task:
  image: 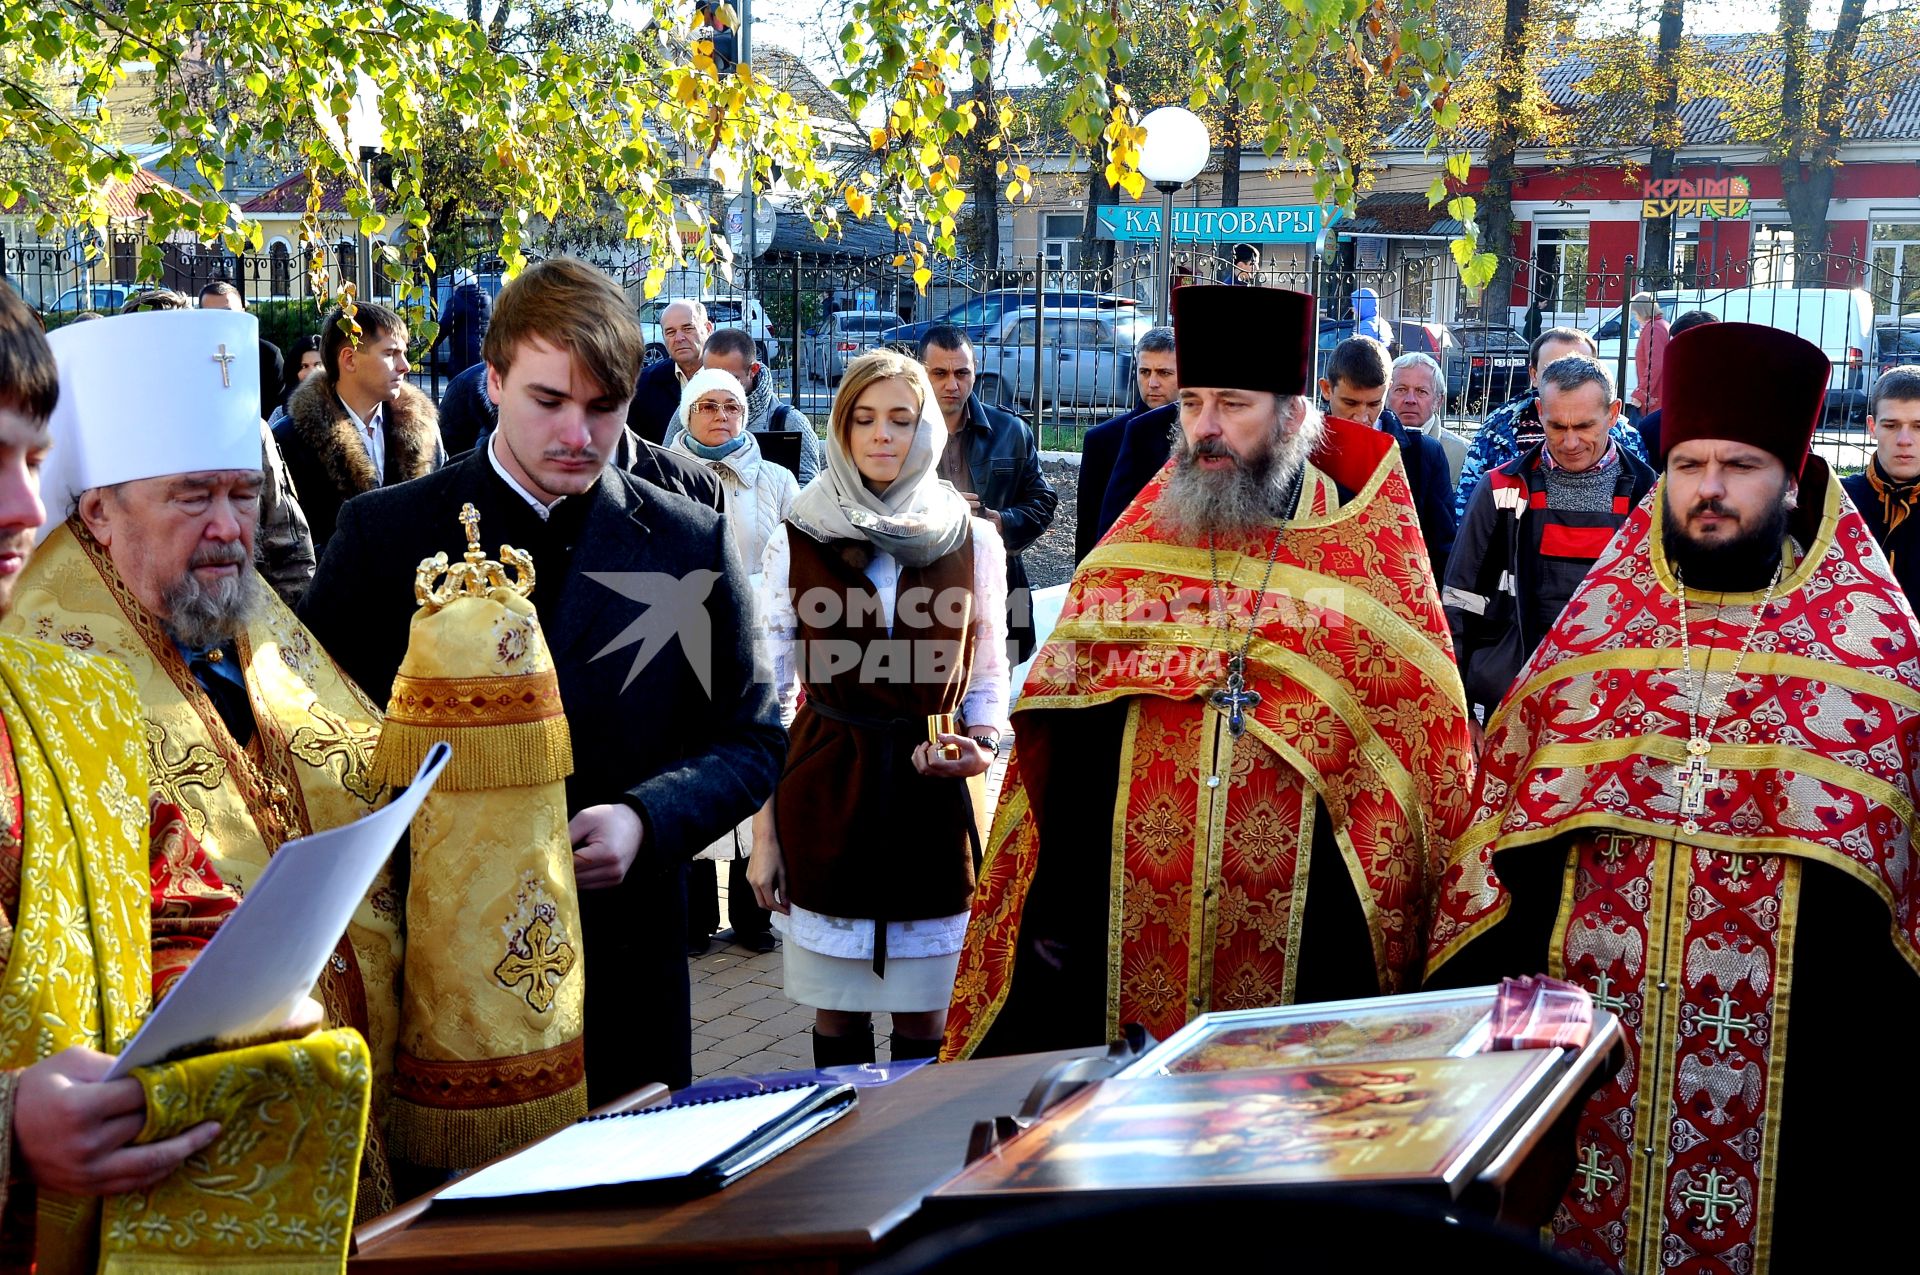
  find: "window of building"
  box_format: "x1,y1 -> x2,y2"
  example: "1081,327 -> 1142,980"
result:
268,241 -> 292,297
1400,254 -> 1443,319
1042,213 -> 1082,270
1669,223 -> 1704,284
1869,220 -> 1920,319
1532,224 -> 1589,322
1750,222 -> 1795,288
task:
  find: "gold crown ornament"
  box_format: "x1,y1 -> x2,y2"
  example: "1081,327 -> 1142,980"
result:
415,503 -> 537,609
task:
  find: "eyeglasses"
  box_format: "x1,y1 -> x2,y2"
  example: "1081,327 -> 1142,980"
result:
692,400 -> 744,419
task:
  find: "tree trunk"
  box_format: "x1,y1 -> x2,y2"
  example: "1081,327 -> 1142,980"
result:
1220,100 -> 1242,209
1776,0 -> 1868,284
961,19 -> 1001,267
1475,0 -> 1530,321
1079,42 -> 1121,273
1639,0 -> 1686,290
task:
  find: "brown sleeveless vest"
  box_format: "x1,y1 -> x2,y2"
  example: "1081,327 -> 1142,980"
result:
776,529 -> 978,922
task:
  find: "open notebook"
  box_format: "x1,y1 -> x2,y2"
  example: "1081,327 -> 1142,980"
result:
438,1081 -> 858,1199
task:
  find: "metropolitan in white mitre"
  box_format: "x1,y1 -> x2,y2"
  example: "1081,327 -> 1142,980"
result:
3,309 -> 404,1216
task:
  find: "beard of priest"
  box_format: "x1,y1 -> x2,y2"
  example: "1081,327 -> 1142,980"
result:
1427,322 -> 1920,1274
944,285 -> 1475,1062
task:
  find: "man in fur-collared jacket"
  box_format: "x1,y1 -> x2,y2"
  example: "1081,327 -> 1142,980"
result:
275,300 -> 445,549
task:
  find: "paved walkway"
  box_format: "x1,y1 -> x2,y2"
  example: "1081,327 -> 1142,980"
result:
687,743 -> 1017,1079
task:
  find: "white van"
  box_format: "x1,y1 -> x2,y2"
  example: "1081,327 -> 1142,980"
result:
1586,286 -> 1874,424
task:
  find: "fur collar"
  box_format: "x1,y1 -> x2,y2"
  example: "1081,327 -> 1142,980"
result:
286,373 -> 440,499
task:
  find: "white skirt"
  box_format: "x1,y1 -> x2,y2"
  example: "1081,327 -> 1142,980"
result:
772,907 -> 968,1012
778,943 -> 964,1012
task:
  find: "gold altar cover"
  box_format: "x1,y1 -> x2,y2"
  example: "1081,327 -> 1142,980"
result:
1,519 -> 402,1214
0,634 -> 369,1275
374,506 -> 585,1170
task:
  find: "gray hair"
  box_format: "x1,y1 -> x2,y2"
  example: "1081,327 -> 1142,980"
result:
1135,326 -> 1175,359
1391,351 -> 1446,405
662,298 -> 709,326
1539,354 -> 1616,402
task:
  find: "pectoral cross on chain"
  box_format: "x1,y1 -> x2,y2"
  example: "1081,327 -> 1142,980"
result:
211,344 -> 236,388
1676,745 -> 1720,817
1209,653 -> 1262,739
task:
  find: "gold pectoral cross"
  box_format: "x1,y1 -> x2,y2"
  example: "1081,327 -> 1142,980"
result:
1676,750 -> 1719,817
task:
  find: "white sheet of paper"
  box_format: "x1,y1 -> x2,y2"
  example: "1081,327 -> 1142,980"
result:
106,742 -> 451,1079
438,1088 -> 817,1199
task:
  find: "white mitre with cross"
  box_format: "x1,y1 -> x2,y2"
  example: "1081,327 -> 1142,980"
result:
40,308 -> 266,542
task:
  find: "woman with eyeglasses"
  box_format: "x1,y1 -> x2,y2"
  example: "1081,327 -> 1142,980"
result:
669,367 -> 800,957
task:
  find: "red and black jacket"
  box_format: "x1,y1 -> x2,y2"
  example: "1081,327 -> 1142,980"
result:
1441,439 -> 1656,715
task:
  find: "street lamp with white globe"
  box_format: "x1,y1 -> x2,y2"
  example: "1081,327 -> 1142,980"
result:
1138,106 -> 1211,324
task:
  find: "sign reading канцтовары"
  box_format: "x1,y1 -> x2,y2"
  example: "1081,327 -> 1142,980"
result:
1095,205 -> 1342,244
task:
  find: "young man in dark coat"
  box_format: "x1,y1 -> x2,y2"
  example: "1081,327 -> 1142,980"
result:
1077,325 -> 1177,562
1842,365 -> 1920,613
1319,336 -> 1458,582
919,325 -> 1059,662
276,300 -> 444,549
302,259 -> 783,1099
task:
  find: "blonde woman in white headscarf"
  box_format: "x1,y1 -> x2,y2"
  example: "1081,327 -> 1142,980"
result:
748,349 -> 1010,1067
670,366 -> 799,955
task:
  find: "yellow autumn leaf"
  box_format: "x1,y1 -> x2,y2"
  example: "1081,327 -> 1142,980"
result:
942,187 -> 966,214
913,266 -> 932,291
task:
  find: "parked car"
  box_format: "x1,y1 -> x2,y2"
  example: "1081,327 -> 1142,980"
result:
1587,286 -> 1875,424
1876,321 -> 1920,377
46,283 -> 136,315
1446,322 -> 1532,411
1396,319 -> 1454,361
637,295 -> 781,366
882,289 -> 1141,348
972,307 -> 1147,413
803,310 -> 899,385
1318,316 -> 1452,362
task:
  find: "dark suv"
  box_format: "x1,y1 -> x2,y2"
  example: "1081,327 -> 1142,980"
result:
1445,323 -> 1531,412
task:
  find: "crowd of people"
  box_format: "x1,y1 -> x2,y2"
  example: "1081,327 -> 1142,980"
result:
1,259 -> 1918,1275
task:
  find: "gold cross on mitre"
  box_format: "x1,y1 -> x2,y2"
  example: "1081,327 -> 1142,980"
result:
211,344 -> 236,388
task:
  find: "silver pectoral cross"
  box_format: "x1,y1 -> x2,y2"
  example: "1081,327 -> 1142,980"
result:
1209,654 -> 1261,738
1676,751 -> 1720,817
211,343 -> 236,388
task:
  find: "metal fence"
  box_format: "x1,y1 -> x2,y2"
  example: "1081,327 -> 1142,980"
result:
6,232 -> 1916,468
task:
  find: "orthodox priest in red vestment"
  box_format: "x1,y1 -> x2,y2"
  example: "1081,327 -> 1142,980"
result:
1428,324 -> 1920,1274
944,286 -> 1476,1061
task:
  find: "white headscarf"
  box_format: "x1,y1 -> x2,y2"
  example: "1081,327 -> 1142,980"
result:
788,368 -> 970,567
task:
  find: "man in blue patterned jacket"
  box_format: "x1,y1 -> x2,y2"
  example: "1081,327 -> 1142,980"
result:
1452,326 -> 1648,518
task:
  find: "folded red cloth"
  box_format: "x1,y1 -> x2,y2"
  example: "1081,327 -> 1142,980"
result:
1490,975 -> 1593,1050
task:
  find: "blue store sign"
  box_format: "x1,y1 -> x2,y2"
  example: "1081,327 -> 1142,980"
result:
1094,204 -> 1341,244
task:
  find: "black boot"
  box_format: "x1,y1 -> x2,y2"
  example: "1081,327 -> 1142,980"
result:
888,1033 -> 942,1063
812,1024 -> 876,1068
